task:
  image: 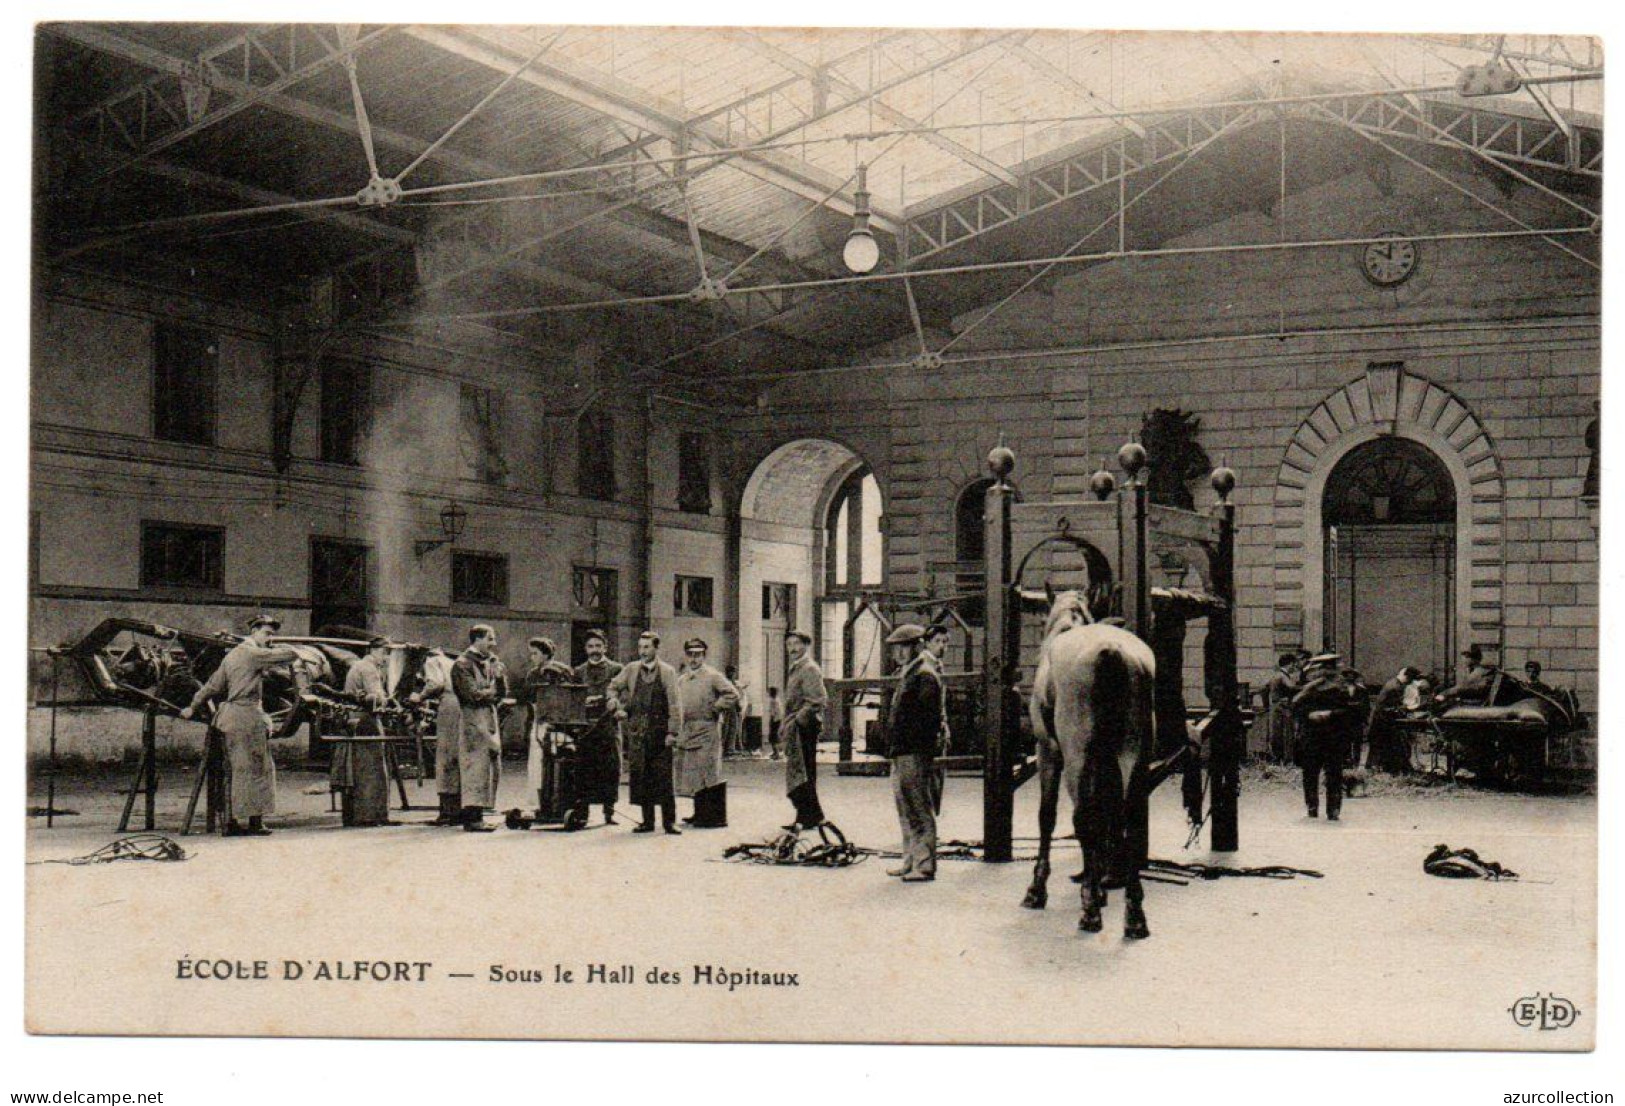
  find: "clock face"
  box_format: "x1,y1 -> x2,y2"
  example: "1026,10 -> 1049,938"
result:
1362,235 -> 1418,287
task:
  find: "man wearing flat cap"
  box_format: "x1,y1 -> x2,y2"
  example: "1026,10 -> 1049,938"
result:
571,629 -> 624,827
1439,644 -> 1496,708
333,635 -> 396,827
181,613 -> 302,837
1290,652 -> 1364,821
674,638 -> 740,827
780,628 -> 829,830
886,622 -> 950,881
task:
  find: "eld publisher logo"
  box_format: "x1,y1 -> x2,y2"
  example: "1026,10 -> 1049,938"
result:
1509,993 -> 1581,1031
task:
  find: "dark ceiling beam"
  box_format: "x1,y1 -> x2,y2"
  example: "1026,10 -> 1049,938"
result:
46,23 -> 826,293
48,23 -> 397,191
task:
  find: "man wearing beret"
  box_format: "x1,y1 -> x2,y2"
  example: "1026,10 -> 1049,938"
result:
1290,652 -> 1364,821
886,622 -> 950,881
780,628 -> 829,830
608,631 -> 684,835
570,628 -> 624,827
674,638 -> 740,827
523,636 -> 577,826
181,613 -> 302,837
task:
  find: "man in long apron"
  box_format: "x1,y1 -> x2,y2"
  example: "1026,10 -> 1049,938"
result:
571,629 -> 623,827
780,629 -> 829,831
885,623 -> 949,882
608,631 -> 683,835
452,624 -> 507,833
410,650 -> 461,826
180,613 -> 301,837
334,636 -> 395,827
674,638 -> 739,828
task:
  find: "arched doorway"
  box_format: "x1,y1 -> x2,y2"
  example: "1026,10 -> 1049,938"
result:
1275,364 -> 1503,680
1323,438 -> 1457,681
738,440 -> 884,722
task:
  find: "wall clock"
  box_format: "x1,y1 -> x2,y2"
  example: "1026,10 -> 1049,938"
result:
1361,234 -> 1419,287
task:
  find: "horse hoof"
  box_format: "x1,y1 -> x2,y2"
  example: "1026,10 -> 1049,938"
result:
1079,911 -> 1103,933
1124,922 -> 1151,940
1021,890 -> 1047,910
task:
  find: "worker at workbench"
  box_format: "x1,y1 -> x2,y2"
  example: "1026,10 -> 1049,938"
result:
180,613 -> 301,837
333,635 -> 396,827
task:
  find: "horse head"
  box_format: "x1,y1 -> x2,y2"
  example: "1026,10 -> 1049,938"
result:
1041,588 -> 1094,641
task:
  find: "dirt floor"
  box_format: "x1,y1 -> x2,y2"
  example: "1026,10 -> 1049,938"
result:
24,752 -> 1596,1048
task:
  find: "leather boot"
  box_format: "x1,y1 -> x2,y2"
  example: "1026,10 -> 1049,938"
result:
461,806 -> 495,833
432,794 -> 460,826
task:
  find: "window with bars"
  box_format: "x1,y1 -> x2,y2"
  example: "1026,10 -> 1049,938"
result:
572,565 -> 618,620
152,322 -> 218,446
762,582 -> 796,623
673,574 -> 714,618
458,383 -> 508,485
452,552 -> 509,607
578,408 -> 616,501
678,431 -> 712,514
140,521 -> 225,592
320,358 -> 371,466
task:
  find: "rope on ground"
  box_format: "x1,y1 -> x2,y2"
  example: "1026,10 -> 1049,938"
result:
30,834 -> 190,866
720,822 -> 871,868
1423,843 -> 1518,881
1145,859 -> 1323,881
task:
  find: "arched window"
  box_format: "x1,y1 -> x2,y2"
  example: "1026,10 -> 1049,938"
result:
955,477 -> 995,565
1324,438 -> 1455,526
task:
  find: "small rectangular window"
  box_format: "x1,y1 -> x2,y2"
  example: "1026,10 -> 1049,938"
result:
452,552 -> 509,607
320,358 -> 371,466
152,323 -> 218,445
674,574 -> 714,618
458,383 -> 508,484
140,521 -> 225,592
678,431 -> 712,514
578,409 -> 616,501
572,565 -> 618,619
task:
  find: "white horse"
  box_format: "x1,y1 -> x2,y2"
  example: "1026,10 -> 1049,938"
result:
1021,588 -> 1158,938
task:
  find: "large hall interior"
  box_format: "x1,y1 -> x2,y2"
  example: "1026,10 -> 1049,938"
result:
24,26 -> 1602,1048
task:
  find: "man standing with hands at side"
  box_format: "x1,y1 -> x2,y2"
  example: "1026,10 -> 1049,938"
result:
180,613 -> 301,837
674,638 -> 739,828
780,628 -> 828,832
453,624 -> 507,833
885,622 -> 950,882
608,631 -> 684,835
334,635 -> 395,827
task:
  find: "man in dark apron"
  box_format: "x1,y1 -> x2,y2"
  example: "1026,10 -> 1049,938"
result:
571,629 -> 624,827
608,631 -> 683,835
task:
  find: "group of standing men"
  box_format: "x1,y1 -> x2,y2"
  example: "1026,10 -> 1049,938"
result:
174,609 -> 952,875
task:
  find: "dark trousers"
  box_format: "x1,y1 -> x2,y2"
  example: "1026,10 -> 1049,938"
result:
789,723 -> 824,825
640,798 -> 676,829
1301,730 -> 1344,817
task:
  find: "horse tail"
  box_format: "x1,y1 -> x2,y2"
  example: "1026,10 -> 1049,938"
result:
1083,644 -> 1137,862
1088,644 -> 1130,760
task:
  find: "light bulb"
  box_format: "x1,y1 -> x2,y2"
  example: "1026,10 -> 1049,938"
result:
843,229 -> 879,274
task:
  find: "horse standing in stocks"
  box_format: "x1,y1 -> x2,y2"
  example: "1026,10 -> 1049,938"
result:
1021,588 -> 1157,939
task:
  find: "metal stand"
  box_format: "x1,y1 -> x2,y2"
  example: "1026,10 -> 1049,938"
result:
181,728 -> 228,836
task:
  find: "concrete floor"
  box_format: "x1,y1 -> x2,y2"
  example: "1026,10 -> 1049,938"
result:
24,753 -> 1596,1048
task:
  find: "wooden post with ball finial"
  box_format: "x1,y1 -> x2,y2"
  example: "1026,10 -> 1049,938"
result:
981,442 -> 1018,862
